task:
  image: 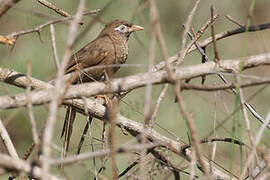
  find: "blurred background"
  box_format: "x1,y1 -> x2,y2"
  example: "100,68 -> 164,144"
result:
0,0 -> 270,179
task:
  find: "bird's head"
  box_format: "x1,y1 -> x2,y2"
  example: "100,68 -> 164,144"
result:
100,19 -> 144,40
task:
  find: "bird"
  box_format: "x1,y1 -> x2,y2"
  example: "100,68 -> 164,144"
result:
61,19 -> 144,157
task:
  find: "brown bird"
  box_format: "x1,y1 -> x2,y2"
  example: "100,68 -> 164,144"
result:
61,19 -> 144,157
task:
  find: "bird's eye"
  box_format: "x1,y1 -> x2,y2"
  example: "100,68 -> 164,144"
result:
115,24 -> 127,32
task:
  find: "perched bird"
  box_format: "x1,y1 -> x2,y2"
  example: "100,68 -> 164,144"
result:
61,19 -> 144,157
65,19 -> 144,83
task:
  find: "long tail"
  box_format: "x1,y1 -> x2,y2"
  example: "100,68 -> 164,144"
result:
61,106 -> 76,159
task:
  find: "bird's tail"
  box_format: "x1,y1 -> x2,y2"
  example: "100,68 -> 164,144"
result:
61,106 -> 76,160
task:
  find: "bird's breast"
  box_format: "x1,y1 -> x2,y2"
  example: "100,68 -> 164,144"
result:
115,43 -> 129,64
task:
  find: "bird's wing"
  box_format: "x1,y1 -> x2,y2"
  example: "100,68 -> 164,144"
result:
65,37 -> 111,74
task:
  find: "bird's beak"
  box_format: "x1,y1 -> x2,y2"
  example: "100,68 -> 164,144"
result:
129,25 -> 144,32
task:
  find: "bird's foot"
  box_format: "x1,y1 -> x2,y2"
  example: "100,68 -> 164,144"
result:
95,95 -> 111,106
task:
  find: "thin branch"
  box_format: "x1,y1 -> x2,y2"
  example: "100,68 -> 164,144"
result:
240,111 -> 270,179
1,53 -> 269,110
0,0 -> 21,18
187,30 -> 269,129
41,0 -> 85,178
0,118 -> 19,159
149,85 -> 168,128
0,153 -> 62,180
0,35 -> 15,45
0,70 -> 237,180
50,24 -> 60,71
180,78 -> 270,91
0,9 -> 100,44
174,84 -> 211,176
108,100 -> 119,180
225,15 -> 244,27
153,21 -> 270,72
26,61 -> 39,145
37,0 -> 71,18
176,0 -> 201,65
50,142 -> 159,165
188,22 -> 270,53
210,5 -> 220,62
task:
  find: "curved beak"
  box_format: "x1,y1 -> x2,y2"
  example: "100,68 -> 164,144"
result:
129,24 -> 144,32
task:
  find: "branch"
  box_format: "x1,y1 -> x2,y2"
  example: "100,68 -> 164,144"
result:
0,53 -> 269,109
0,118 -> 19,159
0,9 -> 100,45
0,0 -> 20,18
180,78 -> 270,91
0,153 -> 62,180
154,21 -> 270,71
0,71 -> 236,180
37,0 -> 71,18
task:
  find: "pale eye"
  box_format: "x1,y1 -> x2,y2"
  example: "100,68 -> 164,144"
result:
115,25 -> 127,32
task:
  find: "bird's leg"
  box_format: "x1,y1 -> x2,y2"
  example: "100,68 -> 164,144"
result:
95,94 -> 111,105
95,71 -> 112,106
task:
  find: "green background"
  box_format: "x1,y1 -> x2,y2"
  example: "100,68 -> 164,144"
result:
0,0 -> 270,179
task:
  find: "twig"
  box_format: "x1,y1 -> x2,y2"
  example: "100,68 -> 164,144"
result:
149,85 -> 168,128
180,78 -> 270,91
204,85 -> 268,138
0,0 -> 21,18
150,15 -> 218,128
0,67 -> 238,179
50,24 -> 60,70
41,0 -> 85,178
240,111 -> 270,179
153,21 -> 270,72
174,85 -> 211,176
0,118 -> 19,159
181,138 -> 245,152
176,0 -> 201,65
0,117 -> 19,178
50,142 -> 159,165
37,0 -> 71,18
1,9 -> 100,45
26,61 -> 39,145
118,157 -> 141,178
1,53 -> 270,109
0,153 -> 62,180
77,115 -> 93,154
140,0 -> 158,178
149,148 -> 184,179
72,0 -> 113,48
0,35 -> 15,45
108,99 -> 119,180
225,15 -> 244,27
210,5 -> 220,62
238,76 -> 254,146
188,22 -> 270,53
187,30 -> 269,130
144,0 -> 156,124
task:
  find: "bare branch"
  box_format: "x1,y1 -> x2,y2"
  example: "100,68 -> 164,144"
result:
26,61 -> 39,145
41,0 -> 85,177
1,53 -> 269,109
240,111 -> 270,179
0,9 -> 100,45
50,24 -> 60,70
0,153 -> 62,180
210,5 -> 220,62
225,15 -> 244,27
154,21 -> 270,72
0,0 -> 21,18
37,0 -> 71,17
0,70 -> 237,180
180,78 -> 270,91
0,118 -> 19,159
